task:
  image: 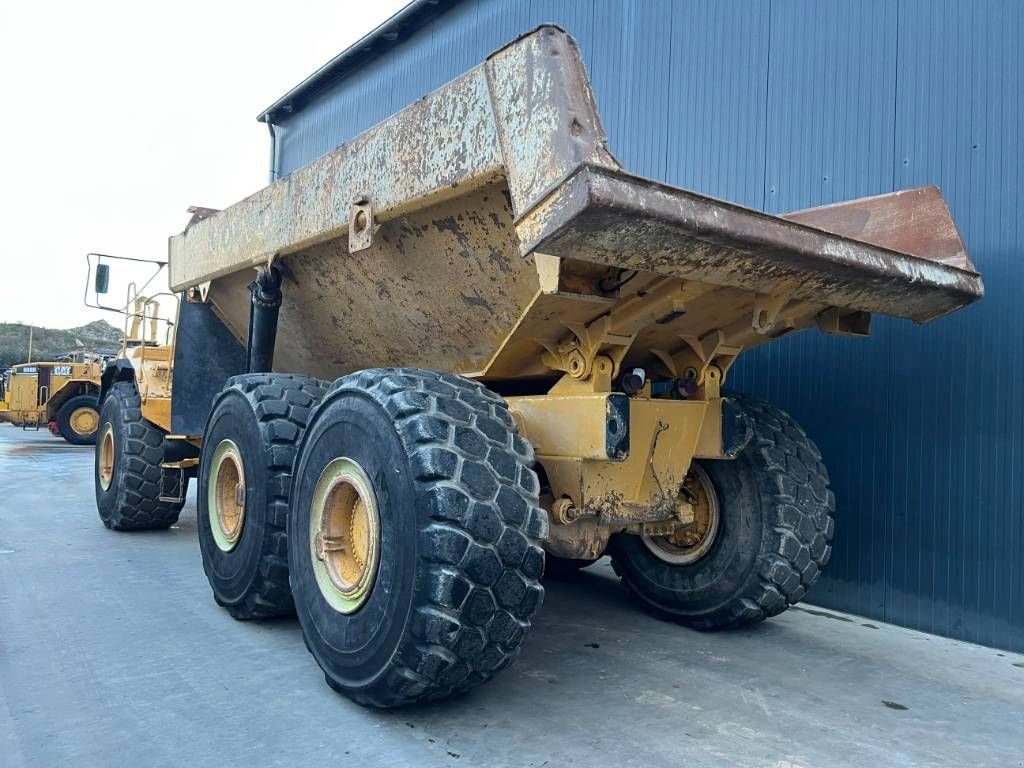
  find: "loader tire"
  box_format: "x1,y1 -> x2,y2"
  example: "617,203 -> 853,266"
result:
95,382 -> 183,531
288,368 -> 548,708
197,374 -> 328,620
610,394 -> 834,630
56,393 -> 100,445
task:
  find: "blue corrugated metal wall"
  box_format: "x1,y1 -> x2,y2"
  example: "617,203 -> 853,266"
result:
272,0 -> 1024,651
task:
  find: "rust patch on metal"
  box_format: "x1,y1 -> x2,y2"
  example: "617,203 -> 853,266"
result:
176,25 -> 982,382
159,26 -> 987,565
517,164 -> 983,324
782,186 -> 973,272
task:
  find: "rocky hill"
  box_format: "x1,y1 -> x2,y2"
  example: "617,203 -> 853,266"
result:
0,319 -> 122,368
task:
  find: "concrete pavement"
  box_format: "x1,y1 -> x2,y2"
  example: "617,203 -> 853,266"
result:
1,426 -> 1022,767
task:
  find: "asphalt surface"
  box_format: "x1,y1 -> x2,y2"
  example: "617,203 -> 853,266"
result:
1,426 -> 1022,768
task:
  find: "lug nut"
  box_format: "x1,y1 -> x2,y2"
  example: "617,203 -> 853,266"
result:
552,497 -> 578,525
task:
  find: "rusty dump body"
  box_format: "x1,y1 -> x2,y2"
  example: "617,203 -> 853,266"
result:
166,26 -> 981,559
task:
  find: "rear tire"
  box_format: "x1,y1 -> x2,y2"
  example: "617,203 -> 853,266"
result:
288,368 -> 548,708
56,393 -> 100,445
610,394 -> 834,629
94,382 -> 183,531
197,374 -> 327,620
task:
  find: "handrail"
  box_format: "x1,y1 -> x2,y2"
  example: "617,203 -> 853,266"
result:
115,282 -> 181,401
122,281 -> 138,358
141,293 -> 181,396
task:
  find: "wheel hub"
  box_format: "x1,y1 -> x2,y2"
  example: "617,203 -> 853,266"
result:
98,423 -> 115,491
310,457 -> 381,614
71,406 -> 99,436
208,439 -> 246,552
642,463 -> 720,565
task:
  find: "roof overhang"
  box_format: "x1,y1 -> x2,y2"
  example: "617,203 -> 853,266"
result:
257,0 -> 460,124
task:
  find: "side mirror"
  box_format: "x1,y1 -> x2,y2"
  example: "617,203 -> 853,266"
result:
95,264 -> 110,294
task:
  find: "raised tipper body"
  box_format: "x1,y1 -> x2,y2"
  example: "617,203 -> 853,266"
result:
95,26 -> 981,708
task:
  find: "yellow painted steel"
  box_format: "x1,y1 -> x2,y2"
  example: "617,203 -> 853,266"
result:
117,294 -> 178,434
509,394 -> 622,461
309,457 -> 382,614
208,439 -> 246,552
70,406 -> 99,436
137,369 -> 172,433
512,396 -> 708,519
0,358 -> 102,431
641,463 -> 721,565
98,424 -> 115,491
148,27 -> 983,562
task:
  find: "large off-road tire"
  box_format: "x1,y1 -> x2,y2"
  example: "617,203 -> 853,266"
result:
610,395 -> 834,629
95,382 -> 185,531
288,368 -> 548,708
56,393 -> 100,445
197,374 -> 327,620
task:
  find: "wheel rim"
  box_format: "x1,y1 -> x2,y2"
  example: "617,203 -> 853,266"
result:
208,440 -> 246,552
309,457 -> 381,614
98,423 -> 115,491
70,406 -> 99,436
642,463 -> 721,565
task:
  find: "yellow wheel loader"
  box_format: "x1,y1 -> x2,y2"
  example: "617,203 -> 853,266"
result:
91,27 -> 982,708
90,287 -> 198,530
0,353 -> 103,445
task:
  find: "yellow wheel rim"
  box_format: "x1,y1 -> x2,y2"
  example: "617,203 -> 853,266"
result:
98,423 -> 115,491
642,463 -> 721,565
70,406 -> 99,436
208,440 -> 246,552
309,457 -> 381,614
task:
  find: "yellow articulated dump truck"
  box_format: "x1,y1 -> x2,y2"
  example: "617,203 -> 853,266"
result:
91,27 -> 982,707
0,354 -> 103,444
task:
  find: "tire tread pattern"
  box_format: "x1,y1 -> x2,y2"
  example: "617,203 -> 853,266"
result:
101,382 -> 182,530
56,393 -> 100,446
322,368 -> 548,707
213,373 -> 328,620
612,393 -> 835,629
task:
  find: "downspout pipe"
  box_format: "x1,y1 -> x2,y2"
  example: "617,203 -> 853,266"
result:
267,120 -> 279,183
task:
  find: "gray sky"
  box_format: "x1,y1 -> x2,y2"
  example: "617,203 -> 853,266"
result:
0,0 -> 408,329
